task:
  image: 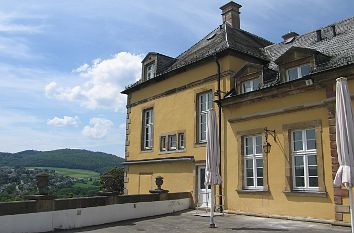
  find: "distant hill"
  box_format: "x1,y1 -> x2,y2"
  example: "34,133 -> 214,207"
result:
0,149 -> 124,173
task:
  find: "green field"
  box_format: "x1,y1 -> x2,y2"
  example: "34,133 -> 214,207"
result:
26,167 -> 100,178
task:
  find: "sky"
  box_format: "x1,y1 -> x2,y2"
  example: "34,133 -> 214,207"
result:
0,0 -> 353,157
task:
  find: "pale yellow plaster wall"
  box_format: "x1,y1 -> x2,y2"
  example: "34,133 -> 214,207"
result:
126,162 -> 195,195
223,88 -> 334,220
125,56 -> 244,199
127,56 -> 247,163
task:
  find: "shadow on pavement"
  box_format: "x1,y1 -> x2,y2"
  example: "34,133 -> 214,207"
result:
53,209 -> 190,232
230,227 -> 289,232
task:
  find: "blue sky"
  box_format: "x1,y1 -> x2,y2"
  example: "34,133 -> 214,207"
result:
0,0 -> 353,157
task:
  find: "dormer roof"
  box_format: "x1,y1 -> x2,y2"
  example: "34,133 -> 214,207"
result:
274,46 -> 328,64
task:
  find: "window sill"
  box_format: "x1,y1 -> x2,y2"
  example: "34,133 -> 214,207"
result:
283,190 -> 327,197
236,189 -> 269,194
159,150 -> 186,155
194,142 -> 206,148
140,149 -> 153,153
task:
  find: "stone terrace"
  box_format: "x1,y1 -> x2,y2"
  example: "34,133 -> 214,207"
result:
56,210 -> 350,233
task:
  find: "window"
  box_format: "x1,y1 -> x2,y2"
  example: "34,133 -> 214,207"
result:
291,128 -> 318,191
197,91 -> 213,143
142,108 -> 153,150
243,135 -> 263,189
168,134 -> 177,151
160,136 -> 167,151
286,64 -> 311,81
145,62 -> 155,80
178,133 -> 185,150
241,77 -> 261,93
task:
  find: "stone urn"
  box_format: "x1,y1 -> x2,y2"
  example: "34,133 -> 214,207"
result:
36,172 -> 49,195
101,174 -> 115,192
149,176 -> 168,194
155,176 -> 164,190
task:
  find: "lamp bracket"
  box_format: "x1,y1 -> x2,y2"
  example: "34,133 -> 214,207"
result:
264,127 -> 276,142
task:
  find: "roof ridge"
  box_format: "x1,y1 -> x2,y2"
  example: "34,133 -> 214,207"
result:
174,26 -> 223,60
156,53 -> 175,60
237,27 -> 273,45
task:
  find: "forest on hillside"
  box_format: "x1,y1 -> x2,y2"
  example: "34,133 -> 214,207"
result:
0,149 -> 124,173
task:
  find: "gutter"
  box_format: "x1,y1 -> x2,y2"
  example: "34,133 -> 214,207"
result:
214,55 -> 223,213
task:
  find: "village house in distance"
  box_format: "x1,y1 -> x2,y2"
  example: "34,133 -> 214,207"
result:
122,1 -> 354,224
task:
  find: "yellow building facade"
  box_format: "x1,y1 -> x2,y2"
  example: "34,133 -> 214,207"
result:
122,1 -> 354,224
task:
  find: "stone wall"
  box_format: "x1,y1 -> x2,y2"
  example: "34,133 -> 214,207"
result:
0,192 -> 191,216
0,192 -> 192,233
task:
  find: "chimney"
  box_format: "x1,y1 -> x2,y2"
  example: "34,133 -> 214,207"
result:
282,31 -> 299,43
220,1 -> 242,29
316,30 -> 322,42
331,25 -> 336,37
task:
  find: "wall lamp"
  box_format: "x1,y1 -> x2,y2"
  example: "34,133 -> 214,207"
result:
263,127 -> 276,154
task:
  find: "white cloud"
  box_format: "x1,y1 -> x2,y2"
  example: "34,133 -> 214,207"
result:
82,117 -> 113,139
47,116 -> 80,127
45,52 -> 142,112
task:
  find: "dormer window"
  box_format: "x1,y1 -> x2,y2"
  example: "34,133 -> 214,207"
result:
145,62 -> 155,80
286,64 -> 311,81
241,77 -> 261,93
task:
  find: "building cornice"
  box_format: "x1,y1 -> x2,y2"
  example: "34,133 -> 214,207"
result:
122,156 -> 195,165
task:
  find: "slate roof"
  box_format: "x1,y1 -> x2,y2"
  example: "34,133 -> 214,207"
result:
122,24 -> 272,93
123,16 -> 354,94
263,16 -> 354,72
155,54 -> 176,75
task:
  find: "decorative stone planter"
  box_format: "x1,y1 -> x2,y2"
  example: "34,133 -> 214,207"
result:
150,176 -> 169,194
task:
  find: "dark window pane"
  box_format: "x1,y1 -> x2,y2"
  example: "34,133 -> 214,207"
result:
295,177 -> 305,187
295,166 -> 304,176
256,136 -> 262,146
294,141 -> 303,151
306,129 -> 315,140
246,146 -> 253,155
287,67 -> 298,81
253,78 -> 261,90
246,168 -> 253,177
247,178 -> 254,186
308,166 -> 318,176
293,131 -> 302,141
200,168 -> 205,189
294,156 -> 304,166
255,136 -> 262,154
308,155 -> 317,165
242,81 -> 252,93
307,139 -> 316,150
309,177 -> 318,187
256,159 -> 263,167
256,145 -> 262,154
301,64 -> 311,77
246,159 -> 253,169
257,168 -> 263,177
257,178 -> 263,187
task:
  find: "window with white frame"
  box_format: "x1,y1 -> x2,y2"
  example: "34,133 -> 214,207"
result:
241,77 -> 261,93
197,91 -> 213,143
168,134 -> 177,151
142,108 -> 153,150
243,135 -> 263,189
160,136 -> 167,151
286,64 -> 311,81
178,133 -> 185,150
291,128 -> 318,191
145,62 -> 155,80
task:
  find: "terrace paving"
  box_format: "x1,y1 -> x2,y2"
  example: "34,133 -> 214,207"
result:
56,210 -> 350,233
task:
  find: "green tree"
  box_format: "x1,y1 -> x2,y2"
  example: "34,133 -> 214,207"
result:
100,167 -> 124,194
